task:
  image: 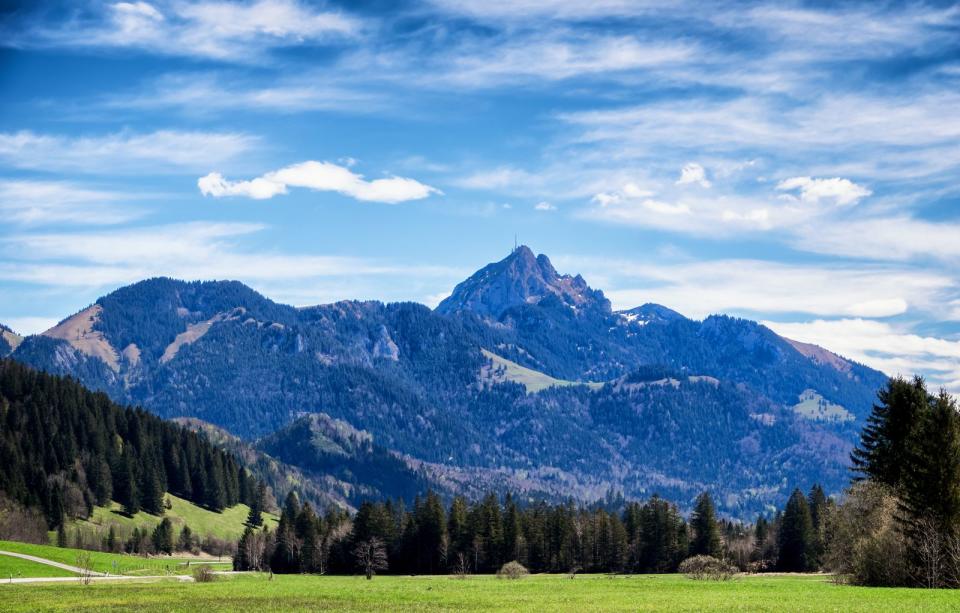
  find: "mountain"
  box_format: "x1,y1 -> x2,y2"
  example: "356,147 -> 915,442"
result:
0,358 -> 261,529
0,323 -> 22,357
437,245 -> 610,319
8,247 -> 889,518
257,412 -> 439,505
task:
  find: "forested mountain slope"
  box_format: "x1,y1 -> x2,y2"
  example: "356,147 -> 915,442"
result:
9,247 -> 889,518
0,359 -> 261,529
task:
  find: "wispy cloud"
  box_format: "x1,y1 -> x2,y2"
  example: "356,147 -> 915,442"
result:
11,0 -> 360,62
0,180 -> 145,226
566,257 -> 956,321
1,222 -> 464,306
0,130 -> 255,174
198,161 -> 441,204
101,72 -> 382,115
765,318 -> 960,395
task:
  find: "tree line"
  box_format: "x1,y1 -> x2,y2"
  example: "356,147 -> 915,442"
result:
234,376 -> 960,587
233,484 -> 830,577
0,359 -> 263,531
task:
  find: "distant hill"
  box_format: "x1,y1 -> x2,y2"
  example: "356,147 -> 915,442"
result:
0,359 -> 263,530
9,248 -> 889,518
0,323 -> 22,357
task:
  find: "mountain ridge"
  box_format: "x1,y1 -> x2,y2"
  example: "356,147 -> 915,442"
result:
8,248 -> 889,518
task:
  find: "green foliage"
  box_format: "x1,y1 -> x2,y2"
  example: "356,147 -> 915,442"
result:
848,377 -> 960,586
0,359 -> 262,530
152,518 -> 174,555
777,489 -> 815,572
690,493 -> 722,558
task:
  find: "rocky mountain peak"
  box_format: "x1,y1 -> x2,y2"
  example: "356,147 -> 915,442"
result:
435,245 -> 610,319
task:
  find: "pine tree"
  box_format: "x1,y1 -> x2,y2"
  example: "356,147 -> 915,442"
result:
690,492 -> 722,558
152,517 -> 174,554
115,449 -> 140,516
178,525 -> 194,552
246,482 -> 265,528
851,377 -> 928,488
141,464 -> 165,516
776,489 -> 814,571
807,485 -> 828,567
56,523 -> 67,548
106,525 -> 117,553
900,390 -> 960,539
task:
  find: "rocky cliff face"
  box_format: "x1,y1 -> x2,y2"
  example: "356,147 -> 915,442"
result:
436,246 -> 610,319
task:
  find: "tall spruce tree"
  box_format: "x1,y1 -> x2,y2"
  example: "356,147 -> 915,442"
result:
807,485 -> 828,567
777,489 -> 814,571
152,517 -> 174,554
690,492 -> 722,558
246,482 -> 265,528
899,390 -> 960,539
851,377 -> 928,488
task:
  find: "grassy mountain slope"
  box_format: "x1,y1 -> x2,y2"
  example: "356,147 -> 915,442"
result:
62,494 -> 277,547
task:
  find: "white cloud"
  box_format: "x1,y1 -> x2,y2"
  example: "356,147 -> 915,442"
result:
792,216 -> 960,262
560,92 -> 960,182
676,163 -> 711,188
199,161 -> 440,204
441,34 -> 695,86
534,201 -> 556,212
1,222 -> 460,288
0,180 -> 145,226
22,0 -> 359,62
198,173 -> 288,200
776,176 -> 871,207
0,130 -> 254,174
556,256 -> 955,321
455,166 -> 539,190
103,73 -> 381,114
0,317 -> 59,337
764,318 -> 960,394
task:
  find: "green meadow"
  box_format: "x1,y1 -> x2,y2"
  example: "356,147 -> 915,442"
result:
0,540 -> 230,577
1,573 -> 958,612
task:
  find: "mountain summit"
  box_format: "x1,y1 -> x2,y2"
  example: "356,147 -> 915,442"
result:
436,246 -> 610,319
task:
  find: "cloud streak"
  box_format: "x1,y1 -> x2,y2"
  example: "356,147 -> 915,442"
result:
14,0 -> 360,62
199,161 -> 441,204
0,130 -> 255,174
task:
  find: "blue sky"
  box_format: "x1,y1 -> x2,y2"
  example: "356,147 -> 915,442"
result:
1,0 -> 959,393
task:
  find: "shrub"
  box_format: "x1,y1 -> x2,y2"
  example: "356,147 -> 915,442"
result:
496,561 -> 529,579
192,565 -> 218,583
678,555 -> 736,581
822,481 -> 910,587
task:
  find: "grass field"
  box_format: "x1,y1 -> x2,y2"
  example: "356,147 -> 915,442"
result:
59,494 -> 278,546
1,572 -> 958,611
0,554 -> 75,579
482,349 -> 602,393
0,540 -> 231,576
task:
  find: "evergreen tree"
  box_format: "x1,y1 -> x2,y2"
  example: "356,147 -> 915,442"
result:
105,524 -> 117,553
777,489 -> 814,571
56,523 -> 67,548
851,377 -> 928,488
141,464 -> 165,515
246,482 -> 265,528
807,485 -> 828,567
689,492 -> 722,558
178,525 -> 194,552
152,517 -> 174,554
899,390 -> 960,539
